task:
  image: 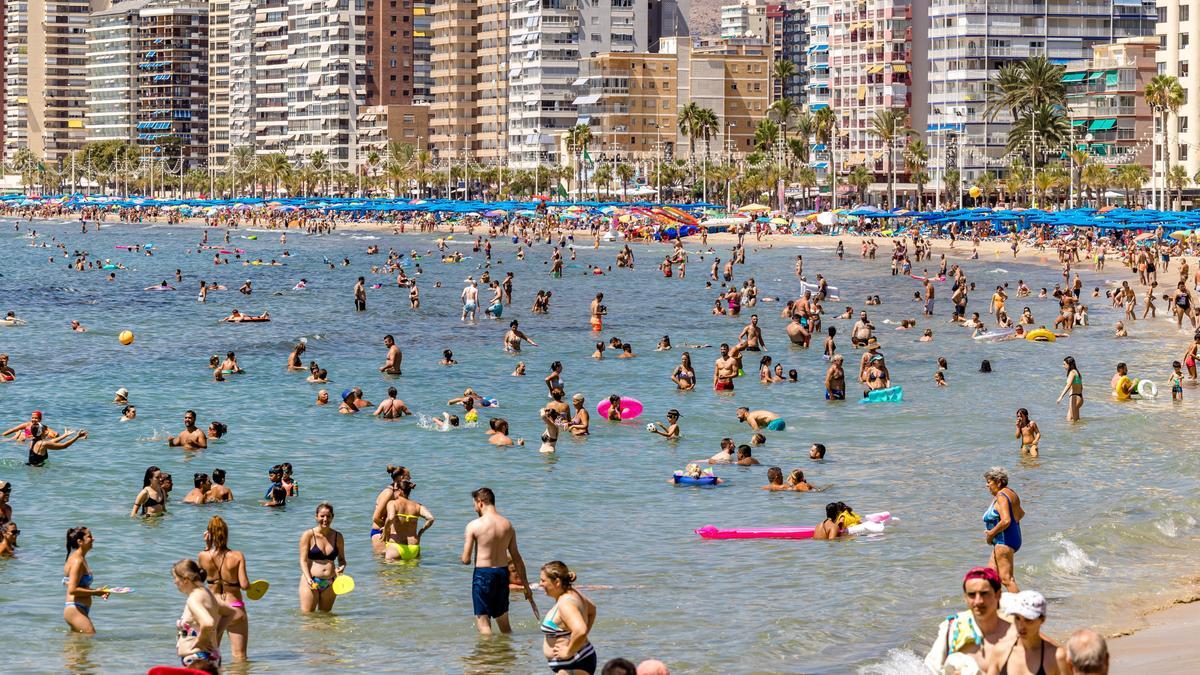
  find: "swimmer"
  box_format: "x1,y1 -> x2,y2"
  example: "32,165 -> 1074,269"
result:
63,527 -> 111,633
69,320 -> 87,332
512,362 -> 526,377
787,469 -> 814,491
656,335 -> 672,351
168,411 -> 208,450
184,473 -> 213,504
648,409 -> 681,439
538,408 -> 560,453
373,387 -> 412,418
380,334 -> 403,375
218,352 -> 243,374
380,480 -> 435,561
567,394 -> 590,436
487,418 -> 524,446
736,407 -> 785,431
131,466 -> 168,517
299,503 -> 346,613
208,469 -> 233,502
440,349 -> 458,366
504,320 -> 538,352
1015,408 -> 1040,457
761,467 -> 790,491
315,390 -> 330,406
810,443 -> 826,460
287,342 -> 307,370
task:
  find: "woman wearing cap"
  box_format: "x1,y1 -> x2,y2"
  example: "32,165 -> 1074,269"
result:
984,467 -> 1024,593
649,410 -> 681,439
862,354 -> 891,395
989,591 -> 1063,675
3,411 -> 58,441
114,388 -> 129,404
198,516 -> 250,661
567,394 -> 590,436
131,466 -> 168,517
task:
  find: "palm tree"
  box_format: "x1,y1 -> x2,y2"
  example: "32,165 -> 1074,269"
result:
615,163 -> 636,200
565,124 -> 592,199
695,106 -> 719,189
10,148 -> 38,192
977,171 -> 996,206
754,118 -> 780,152
1116,163 -> 1149,206
869,109 -> 908,208
985,56 -> 1066,122
308,151 -> 328,194
1067,148 -> 1088,207
365,150 -> 381,195
1146,74 -> 1185,209
260,153 -> 291,196
813,106 -> 838,207
793,112 -> 814,164
944,169 -> 962,207
1081,161 -> 1111,207
677,102 -> 702,165
1007,158 -> 1030,206
796,166 -> 817,209
769,97 -> 798,146
1168,165 -> 1190,210
591,164 -> 613,198
230,146 -> 255,197
903,137 -> 929,209
772,58 -> 798,101
847,165 -> 873,204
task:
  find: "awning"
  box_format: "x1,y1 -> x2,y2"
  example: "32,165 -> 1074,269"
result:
810,64 -> 829,71
809,103 -> 828,110
572,94 -> 600,105
893,64 -> 908,73
1105,71 -> 1119,86
811,162 -> 829,169
1087,71 -> 1104,80
576,116 -> 591,125
812,45 -> 828,52
1089,118 -> 1116,131
867,65 -> 883,74
1072,119 -> 1087,126
1062,72 -> 1086,83
571,77 -> 588,86
857,85 -> 867,99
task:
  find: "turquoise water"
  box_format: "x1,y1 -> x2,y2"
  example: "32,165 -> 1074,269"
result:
1,219 -> 1198,674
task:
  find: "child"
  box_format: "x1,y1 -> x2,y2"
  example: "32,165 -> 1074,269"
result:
1170,360 -> 1185,402
934,371 -> 947,387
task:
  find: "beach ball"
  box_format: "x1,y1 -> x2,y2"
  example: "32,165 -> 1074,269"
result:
119,330 -> 135,345
969,186 -> 982,199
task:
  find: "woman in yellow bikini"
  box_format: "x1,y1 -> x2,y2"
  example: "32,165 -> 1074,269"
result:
381,480 -> 435,561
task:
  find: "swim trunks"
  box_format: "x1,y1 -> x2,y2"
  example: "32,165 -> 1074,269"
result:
464,302 -> 477,313
590,316 -> 602,331
714,379 -> 734,391
472,566 -> 510,618
765,418 -> 786,431
825,389 -> 845,400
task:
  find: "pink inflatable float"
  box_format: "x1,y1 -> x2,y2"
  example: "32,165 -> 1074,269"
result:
694,512 -> 894,540
596,396 -> 643,420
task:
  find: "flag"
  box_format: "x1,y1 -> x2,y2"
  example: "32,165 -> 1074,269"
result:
555,183 -> 569,199
583,148 -> 593,167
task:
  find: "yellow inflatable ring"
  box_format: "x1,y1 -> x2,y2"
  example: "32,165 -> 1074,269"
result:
1025,328 -> 1056,342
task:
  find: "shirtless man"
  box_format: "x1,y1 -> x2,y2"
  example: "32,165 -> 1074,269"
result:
167,410 -> 208,450
354,276 -> 367,311
1015,408 -> 1040,457
736,407 -> 785,431
924,568 -> 1016,673
923,279 -> 936,317
461,279 -> 479,322
380,335 -> 403,375
738,314 -> 767,351
461,487 -> 535,635
851,312 -> 874,347
824,354 -> 846,400
713,343 -> 738,392
589,293 -> 606,332
373,387 -> 411,418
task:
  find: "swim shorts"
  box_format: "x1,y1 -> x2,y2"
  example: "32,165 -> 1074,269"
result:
766,418 -> 786,431
826,389 -> 845,400
472,566 -> 510,618
590,316 -> 602,331
464,302 -> 477,313
714,380 -> 734,391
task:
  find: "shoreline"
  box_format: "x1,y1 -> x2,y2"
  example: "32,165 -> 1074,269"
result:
52,215 -> 1200,659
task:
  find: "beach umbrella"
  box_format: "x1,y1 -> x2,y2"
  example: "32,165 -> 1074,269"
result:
770,217 -> 789,225
1170,230 -> 1193,240
739,203 -> 770,212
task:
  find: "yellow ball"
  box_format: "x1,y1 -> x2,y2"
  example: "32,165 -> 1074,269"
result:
969,186 -> 982,199
118,330 -> 135,345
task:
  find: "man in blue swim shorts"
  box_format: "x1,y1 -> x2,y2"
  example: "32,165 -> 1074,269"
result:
736,407 -> 785,432
462,487 -> 536,634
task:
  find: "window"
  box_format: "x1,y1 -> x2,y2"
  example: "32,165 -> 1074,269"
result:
1184,34 -> 1191,49
1182,144 -> 1189,161
1183,61 -> 1190,78
1181,116 -> 1189,133
1183,5 -> 1190,21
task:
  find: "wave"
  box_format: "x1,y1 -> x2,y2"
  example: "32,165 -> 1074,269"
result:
1051,536 -> 1099,576
857,649 -> 926,675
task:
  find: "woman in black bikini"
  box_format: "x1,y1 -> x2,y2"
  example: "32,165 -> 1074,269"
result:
27,426 -> 87,466
298,502 -> 346,613
990,590 -> 1063,675
131,466 -> 167,517
198,516 -> 250,661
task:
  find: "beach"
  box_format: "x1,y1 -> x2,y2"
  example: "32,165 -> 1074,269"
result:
1,214 -> 1198,672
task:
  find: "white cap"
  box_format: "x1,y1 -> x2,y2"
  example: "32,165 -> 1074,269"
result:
115,388 -> 129,397
1001,590 -> 1046,620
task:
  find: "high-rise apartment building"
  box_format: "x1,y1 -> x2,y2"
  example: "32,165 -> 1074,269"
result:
86,1 -> 140,145
364,0 -> 414,105
506,0 -> 655,168
85,0 -> 209,168
227,0 -> 287,156
412,0 -> 431,101
925,0 -> 1156,183
801,0 -> 830,114
5,0 -> 112,164
720,0 -> 768,40
829,0 -> 916,185
1064,36 -> 1156,170
208,0 -> 230,169
1157,0 -> 1198,188
428,0 -> 507,166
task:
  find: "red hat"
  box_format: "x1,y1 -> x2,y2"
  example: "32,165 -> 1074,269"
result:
962,566 -> 1002,591
31,410 -> 42,418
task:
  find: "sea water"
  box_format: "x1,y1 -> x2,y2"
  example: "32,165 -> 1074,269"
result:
0,220 -> 1197,674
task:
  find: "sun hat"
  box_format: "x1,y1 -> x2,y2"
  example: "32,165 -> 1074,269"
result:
116,388 -> 129,397
1001,590 -> 1046,620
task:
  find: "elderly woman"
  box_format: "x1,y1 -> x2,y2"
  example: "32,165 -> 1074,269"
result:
983,467 -> 1024,593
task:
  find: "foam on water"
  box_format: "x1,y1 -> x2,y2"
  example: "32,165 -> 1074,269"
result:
858,649 -> 927,675
1051,536 -> 1100,576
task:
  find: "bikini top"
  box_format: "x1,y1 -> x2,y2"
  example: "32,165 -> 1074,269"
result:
308,531 -> 338,561
63,573 -> 94,588
540,600 -> 575,638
